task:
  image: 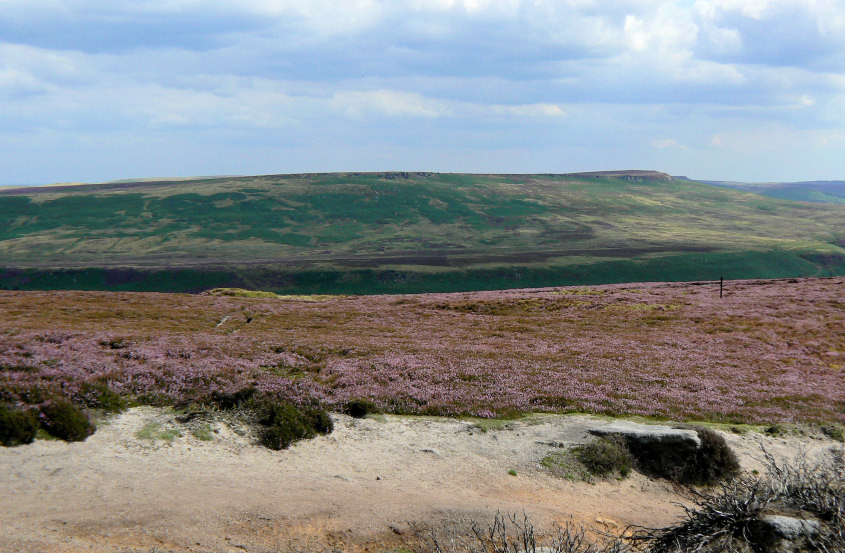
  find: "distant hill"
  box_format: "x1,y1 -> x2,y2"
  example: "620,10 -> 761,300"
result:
1,171 -> 843,294
701,179 -> 845,204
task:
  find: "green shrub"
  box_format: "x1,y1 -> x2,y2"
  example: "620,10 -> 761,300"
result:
676,426 -> 740,485
78,382 -> 127,413
0,404 -> 38,446
574,435 -> 633,478
256,399 -> 333,450
342,398 -> 378,418
39,401 -> 95,442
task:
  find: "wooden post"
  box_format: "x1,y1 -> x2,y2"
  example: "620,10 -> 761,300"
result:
720,276 -> 723,298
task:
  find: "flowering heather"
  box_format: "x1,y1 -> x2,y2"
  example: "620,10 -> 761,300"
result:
0,278 -> 843,423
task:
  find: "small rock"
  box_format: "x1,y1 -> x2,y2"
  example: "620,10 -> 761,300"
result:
760,514 -> 820,540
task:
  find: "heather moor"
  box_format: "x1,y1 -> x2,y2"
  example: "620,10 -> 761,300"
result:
2,277 -> 842,423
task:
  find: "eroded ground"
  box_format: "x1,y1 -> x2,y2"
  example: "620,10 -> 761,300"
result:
1,409 -> 840,553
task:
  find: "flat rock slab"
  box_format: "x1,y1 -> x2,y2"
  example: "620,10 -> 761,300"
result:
589,421 -> 702,449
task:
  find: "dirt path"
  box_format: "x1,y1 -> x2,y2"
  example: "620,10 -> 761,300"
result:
0,409 -> 839,553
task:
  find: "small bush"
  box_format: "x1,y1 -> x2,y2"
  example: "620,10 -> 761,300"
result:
0,404 -> 38,446
342,398 -> 378,418
39,401 -> 95,442
77,382 -> 127,413
675,427 -> 740,485
257,399 -> 333,450
211,387 -> 257,410
574,436 -> 633,478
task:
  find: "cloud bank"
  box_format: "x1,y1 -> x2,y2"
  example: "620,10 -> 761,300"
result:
1,0 -> 843,182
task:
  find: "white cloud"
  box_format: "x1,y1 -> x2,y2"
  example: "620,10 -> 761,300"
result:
330,89 -> 565,119
0,0 -> 844,182
652,138 -> 687,149
0,43 -> 90,92
331,90 -> 443,118
489,103 -> 564,117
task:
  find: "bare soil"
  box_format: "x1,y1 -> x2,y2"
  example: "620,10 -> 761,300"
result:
1,409 -> 839,553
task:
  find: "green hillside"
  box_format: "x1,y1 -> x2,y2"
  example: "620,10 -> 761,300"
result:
1,171 -> 844,293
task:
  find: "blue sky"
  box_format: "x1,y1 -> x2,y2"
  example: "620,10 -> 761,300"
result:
1,0 -> 844,184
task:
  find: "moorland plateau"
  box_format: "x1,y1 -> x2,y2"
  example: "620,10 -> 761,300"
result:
1,171 -> 844,294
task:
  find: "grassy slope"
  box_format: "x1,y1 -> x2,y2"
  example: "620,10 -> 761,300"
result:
1,172 -> 844,293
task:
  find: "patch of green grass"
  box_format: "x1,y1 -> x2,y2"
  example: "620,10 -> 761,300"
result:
552,287 -> 607,296
507,469 -> 518,476
136,422 -> 182,442
191,424 -> 214,441
35,428 -> 58,441
205,288 -> 339,301
206,288 -> 279,298
469,418 -> 518,433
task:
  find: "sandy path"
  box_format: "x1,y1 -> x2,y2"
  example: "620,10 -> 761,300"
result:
1,408 -> 838,553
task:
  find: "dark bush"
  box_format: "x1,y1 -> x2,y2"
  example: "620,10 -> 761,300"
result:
305,406 -> 334,434
0,404 -> 38,446
39,400 -> 95,442
211,387 -> 257,410
675,427 -> 741,485
78,382 -> 127,413
256,399 -> 333,450
574,435 -> 633,478
342,398 -> 378,418
640,447 -> 844,553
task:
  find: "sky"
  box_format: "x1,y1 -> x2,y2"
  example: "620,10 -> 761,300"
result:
1,0 -> 844,184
